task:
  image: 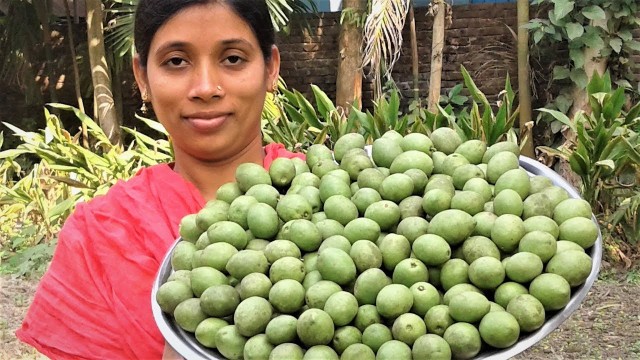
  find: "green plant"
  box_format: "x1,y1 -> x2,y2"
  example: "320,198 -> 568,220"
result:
264,85 -> 341,150
537,72 -> 640,236
439,84 -> 469,108
351,88 -> 410,142
264,70 -> 524,153
437,66 -> 520,147
0,103 -> 172,276
1,103 -> 172,198
527,0 -> 640,90
609,190 -> 640,245
627,268 -> 640,285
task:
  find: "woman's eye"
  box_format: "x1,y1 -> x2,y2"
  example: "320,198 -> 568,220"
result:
225,56 -> 242,65
167,57 -> 186,66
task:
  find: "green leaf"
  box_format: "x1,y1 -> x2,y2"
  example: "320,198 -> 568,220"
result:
460,66 -> 489,108
534,29 -> 544,44
565,22 -> 584,40
626,40 -> 640,52
537,108 -> 575,132
553,65 -> 571,80
570,68 -> 589,89
554,0 -> 575,20
599,136 -> 623,161
537,146 -> 570,161
602,87 -> 626,120
582,5 -> 606,20
586,71 -> 605,95
569,47 -> 585,69
387,91 -> 401,126
581,28 -> 605,50
0,148 -> 30,159
47,103 -> 111,145
569,153 -> 588,176
2,122 -> 32,139
617,30 -> 633,42
135,115 -> 168,136
294,90 -> 321,127
522,21 -> 543,30
311,84 -> 337,119
610,38 -> 623,53
625,102 -> 640,123
490,103 -> 508,145
555,94 -> 574,113
47,195 -> 80,222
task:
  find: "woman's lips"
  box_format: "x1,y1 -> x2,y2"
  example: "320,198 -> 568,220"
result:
183,113 -> 229,132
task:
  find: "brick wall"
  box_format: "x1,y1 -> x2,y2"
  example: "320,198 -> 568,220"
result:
278,3 -> 521,110
2,3 -> 639,141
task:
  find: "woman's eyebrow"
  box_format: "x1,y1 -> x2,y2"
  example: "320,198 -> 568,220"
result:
220,38 -> 255,49
154,41 -> 188,56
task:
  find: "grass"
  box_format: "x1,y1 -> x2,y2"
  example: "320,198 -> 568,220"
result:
626,269 -> 640,284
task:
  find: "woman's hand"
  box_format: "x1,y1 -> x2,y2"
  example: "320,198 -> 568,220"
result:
163,343 -> 184,360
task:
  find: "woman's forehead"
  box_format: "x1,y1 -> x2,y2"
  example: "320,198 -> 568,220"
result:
149,3 -> 258,53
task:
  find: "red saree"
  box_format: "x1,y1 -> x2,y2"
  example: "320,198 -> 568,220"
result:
17,143 -> 304,359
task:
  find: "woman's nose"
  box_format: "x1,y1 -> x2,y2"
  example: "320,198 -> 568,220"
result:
188,63 -> 223,100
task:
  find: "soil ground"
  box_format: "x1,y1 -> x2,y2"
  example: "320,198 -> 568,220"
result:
1,266 -> 639,360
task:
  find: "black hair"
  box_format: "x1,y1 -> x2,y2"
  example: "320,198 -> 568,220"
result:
134,0 -> 275,66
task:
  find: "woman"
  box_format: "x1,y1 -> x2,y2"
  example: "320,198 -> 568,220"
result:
17,1 -> 303,358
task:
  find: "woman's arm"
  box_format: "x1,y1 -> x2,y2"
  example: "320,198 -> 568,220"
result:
163,344 -> 184,359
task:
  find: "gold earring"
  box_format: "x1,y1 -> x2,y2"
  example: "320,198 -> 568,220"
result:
272,81 -> 278,92
140,92 -> 149,114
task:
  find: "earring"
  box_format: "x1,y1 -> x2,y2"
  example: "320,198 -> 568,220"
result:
140,92 -> 149,114
272,81 -> 278,92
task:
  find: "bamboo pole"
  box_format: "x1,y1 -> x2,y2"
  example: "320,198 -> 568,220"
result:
517,0 -> 534,158
428,0 -> 445,113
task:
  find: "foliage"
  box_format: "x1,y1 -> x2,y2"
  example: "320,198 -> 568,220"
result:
105,0 -> 318,59
445,66 -> 521,147
609,191 -> 640,245
0,164 -> 66,277
361,0 -> 411,100
263,84 -> 358,150
264,68 -> 519,152
537,72 -> 640,243
438,84 -> 468,108
0,104 -> 172,276
526,0 -> 640,114
0,0 -> 45,104
1,103 -> 172,198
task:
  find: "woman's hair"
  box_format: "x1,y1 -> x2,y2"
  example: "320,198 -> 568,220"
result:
134,0 -> 275,66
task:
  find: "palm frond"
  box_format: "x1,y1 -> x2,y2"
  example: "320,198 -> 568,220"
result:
266,0 -> 316,33
362,0 -> 410,100
104,0 -> 136,60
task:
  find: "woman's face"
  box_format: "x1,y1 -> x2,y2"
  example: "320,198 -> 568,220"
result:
133,2 -> 279,163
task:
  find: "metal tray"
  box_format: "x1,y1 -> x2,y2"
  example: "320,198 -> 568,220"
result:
151,156 -> 602,360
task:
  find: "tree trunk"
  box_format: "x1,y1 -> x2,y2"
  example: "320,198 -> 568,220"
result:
86,0 -> 121,145
517,0 -> 534,158
428,0 -> 445,113
409,1 -> 420,103
33,0 -> 59,105
556,20 -> 608,187
569,18 -> 609,119
63,0 -> 88,148
336,0 -> 367,115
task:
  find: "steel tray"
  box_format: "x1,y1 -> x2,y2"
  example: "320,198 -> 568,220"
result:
151,156 -> 602,360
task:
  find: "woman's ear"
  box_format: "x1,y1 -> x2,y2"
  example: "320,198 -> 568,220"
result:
267,45 -> 281,93
132,54 -> 149,96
